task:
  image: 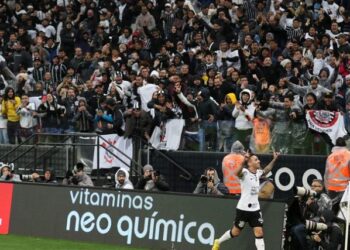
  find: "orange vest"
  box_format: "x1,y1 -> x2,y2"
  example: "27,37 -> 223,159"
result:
222,153 -> 245,194
253,118 -> 270,146
324,148 -> 350,192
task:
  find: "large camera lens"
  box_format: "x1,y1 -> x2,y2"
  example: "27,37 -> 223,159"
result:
200,175 -> 208,184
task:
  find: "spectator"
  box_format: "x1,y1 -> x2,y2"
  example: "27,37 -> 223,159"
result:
16,94 -> 37,141
1,87 -> 21,144
197,87 -> 219,151
123,103 -> 153,140
135,5 -> 156,36
0,94 -> 9,144
105,98 -> 124,136
72,98 -> 94,133
60,22 -> 76,57
232,89 -> 255,149
0,0 -> 348,155
37,93 -> 66,141
217,93 -> 236,152
49,56 -> 67,87
115,168 -> 134,190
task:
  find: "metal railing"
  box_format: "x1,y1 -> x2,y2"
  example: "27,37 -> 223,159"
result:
0,132 -> 193,183
133,134 -> 193,181
0,133 -> 142,177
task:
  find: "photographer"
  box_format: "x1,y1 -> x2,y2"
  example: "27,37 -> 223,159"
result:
62,162 -> 94,187
287,180 -> 333,250
307,209 -> 343,250
193,167 -> 229,195
304,179 -> 332,220
0,164 -> 21,182
135,164 -> 170,192
24,169 -> 57,184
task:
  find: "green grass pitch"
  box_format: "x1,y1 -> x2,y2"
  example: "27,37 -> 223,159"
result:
0,234 -> 148,250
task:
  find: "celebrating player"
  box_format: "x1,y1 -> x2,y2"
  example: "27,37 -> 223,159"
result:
212,152 -> 280,250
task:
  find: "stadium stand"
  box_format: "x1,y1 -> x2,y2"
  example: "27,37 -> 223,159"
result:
1,1 -> 350,249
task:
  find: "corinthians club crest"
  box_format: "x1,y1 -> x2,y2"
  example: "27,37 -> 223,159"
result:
308,110 -> 339,128
100,136 -> 118,164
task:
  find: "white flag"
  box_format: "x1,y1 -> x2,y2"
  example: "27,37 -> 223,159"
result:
93,134 -> 133,170
137,84 -> 158,112
337,182 -> 350,221
149,119 -> 184,151
306,110 -> 347,144
164,119 -> 185,150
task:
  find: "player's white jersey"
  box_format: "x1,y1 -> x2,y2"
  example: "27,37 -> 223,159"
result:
236,168 -> 264,212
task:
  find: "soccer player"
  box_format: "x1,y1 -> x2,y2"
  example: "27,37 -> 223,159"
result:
212,152 -> 280,250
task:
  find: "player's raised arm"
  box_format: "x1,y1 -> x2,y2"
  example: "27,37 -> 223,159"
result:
263,152 -> 280,175
235,151 -> 250,178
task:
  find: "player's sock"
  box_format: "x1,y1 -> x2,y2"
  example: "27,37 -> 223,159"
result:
218,230 -> 234,244
255,237 -> 265,250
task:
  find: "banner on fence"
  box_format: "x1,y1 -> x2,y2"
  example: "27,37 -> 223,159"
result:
93,134 -> 133,170
150,119 -> 185,151
3,183 -> 285,250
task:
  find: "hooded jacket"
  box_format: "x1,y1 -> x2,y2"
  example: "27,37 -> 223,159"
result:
197,88 -> 219,122
231,140 -> 245,153
115,169 -> 134,190
232,89 -> 256,130
73,98 -> 94,132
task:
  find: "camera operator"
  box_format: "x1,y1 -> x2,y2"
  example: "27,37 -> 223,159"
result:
62,162 -> 94,187
287,179 -> 333,250
135,164 -> 170,191
0,164 -> 21,182
193,167 -> 229,195
307,209 -> 343,250
304,179 -> 332,220
27,169 -> 57,184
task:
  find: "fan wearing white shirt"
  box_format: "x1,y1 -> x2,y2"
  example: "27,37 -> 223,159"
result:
212,152 -> 280,250
16,94 -> 37,141
35,19 -> 56,38
322,0 -> 339,20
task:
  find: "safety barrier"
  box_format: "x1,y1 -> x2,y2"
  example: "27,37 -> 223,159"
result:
0,182 -> 285,250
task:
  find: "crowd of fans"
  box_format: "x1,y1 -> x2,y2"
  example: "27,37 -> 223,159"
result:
0,0 -> 350,155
